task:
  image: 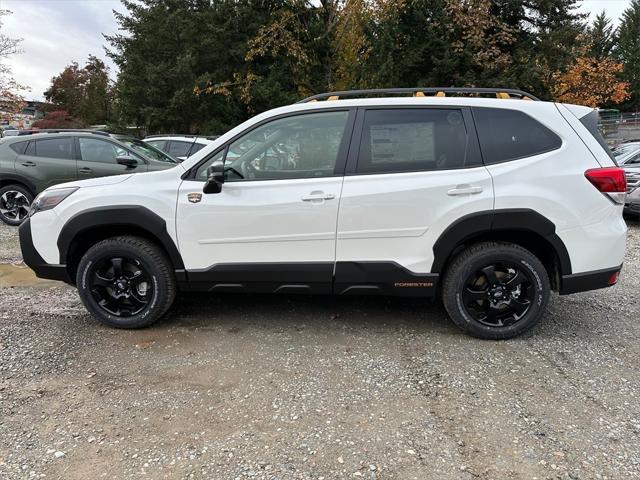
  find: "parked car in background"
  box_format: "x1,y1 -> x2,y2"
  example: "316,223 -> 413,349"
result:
613,141 -> 640,165
144,135 -> 219,161
2,129 -> 41,137
0,130 -> 178,225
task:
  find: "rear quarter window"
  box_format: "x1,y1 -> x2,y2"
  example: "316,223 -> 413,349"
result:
579,109 -> 617,163
473,107 -> 562,164
9,141 -> 28,155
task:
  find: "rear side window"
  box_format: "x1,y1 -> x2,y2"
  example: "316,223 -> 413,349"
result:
9,141 -> 28,155
167,141 -> 192,158
580,109 -> 616,163
356,108 -> 476,174
189,143 -> 205,155
34,137 -> 73,160
473,108 -> 562,164
25,141 -> 35,156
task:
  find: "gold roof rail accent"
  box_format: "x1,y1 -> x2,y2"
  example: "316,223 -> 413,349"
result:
413,91 -> 425,97
298,88 -> 541,103
496,92 -> 511,99
327,95 -> 339,101
435,91 -> 446,97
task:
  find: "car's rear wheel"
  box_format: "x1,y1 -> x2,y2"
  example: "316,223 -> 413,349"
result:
76,236 -> 176,328
442,242 -> 550,339
0,184 -> 33,226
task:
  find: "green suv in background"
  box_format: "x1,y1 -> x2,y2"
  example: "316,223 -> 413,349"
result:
0,130 -> 178,225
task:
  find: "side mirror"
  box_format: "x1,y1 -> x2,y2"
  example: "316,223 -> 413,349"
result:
203,166 -> 224,194
116,156 -> 139,168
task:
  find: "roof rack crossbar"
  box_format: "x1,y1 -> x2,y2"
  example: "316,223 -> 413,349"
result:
297,87 -> 540,103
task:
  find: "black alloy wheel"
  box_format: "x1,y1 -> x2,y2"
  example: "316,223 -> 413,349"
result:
461,262 -> 533,327
88,256 -> 153,317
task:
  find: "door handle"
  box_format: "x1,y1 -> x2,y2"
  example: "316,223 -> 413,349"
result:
447,185 -> 483,196
301,192 -> 335,202
21,161 -> 36,167
79,167 -> 93,175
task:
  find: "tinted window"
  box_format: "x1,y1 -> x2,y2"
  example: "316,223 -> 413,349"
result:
145,140 -> 166,151
580,109 -> 616,163
79,137 -> 128,163
25,141 -> 35,156
189,143 -> 205,155
356,109 -> 473,174
222,111 -> 349,181
167,141 -> 192,158
473,108 -> 562,164
9,141 -> 28,154
117,137 -> 177,164
35,137 -> 73,160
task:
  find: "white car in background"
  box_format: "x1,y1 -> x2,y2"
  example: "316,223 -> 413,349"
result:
144,135 -> 219,161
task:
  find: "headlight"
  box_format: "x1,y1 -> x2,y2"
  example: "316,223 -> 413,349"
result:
29,187 -> 79,216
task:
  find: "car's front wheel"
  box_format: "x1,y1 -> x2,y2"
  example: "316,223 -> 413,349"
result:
76,236 -> 176,328
0,184 -> 33,226
442,241 -> 550,340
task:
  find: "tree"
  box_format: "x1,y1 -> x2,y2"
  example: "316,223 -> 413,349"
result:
616,0 -> 640,111
589,11 -> 614,60
550,46 -> 629,107
32,110 -> 86,129
0,10 -> 27,121
44,55 -> 111,125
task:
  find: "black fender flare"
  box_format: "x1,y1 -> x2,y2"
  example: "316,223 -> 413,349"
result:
57,205 -> 185,270
431,209 -> 572,275
0,174 -> 37,196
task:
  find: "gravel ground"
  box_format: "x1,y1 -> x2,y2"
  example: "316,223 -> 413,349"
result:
1,219 -> 640,479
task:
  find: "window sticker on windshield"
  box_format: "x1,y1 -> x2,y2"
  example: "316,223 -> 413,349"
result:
370,122 -> 435,164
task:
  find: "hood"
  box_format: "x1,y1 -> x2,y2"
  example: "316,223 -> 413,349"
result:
47,174 -> 133,191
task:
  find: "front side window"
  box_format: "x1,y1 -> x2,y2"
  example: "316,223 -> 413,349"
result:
217,111 -> 349,182
34,137 -> 73,160
79,137 -> 128,163
473,107 -> 562,164
9,141 -> 28,154
356,109 -> 473,174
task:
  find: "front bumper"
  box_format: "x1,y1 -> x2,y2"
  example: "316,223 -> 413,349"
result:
559,265 -> 622,295
18,218 -> 70,283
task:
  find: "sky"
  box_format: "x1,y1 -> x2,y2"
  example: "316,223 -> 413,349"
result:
0,0 -> 635,101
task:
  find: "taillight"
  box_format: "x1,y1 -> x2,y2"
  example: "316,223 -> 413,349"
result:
585,167 -> 627,205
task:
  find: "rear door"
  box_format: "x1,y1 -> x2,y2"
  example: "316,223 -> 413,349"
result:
335,107 -> 494,295
15,136 -> 77,192
76,136 -> 147,179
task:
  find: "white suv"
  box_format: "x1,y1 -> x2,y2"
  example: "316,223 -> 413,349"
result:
18,88 -> 627,339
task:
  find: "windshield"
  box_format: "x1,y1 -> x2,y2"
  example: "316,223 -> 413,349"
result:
116,136 -> 178,163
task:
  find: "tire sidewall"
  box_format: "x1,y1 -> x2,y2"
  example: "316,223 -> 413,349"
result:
77,245 -> 165,328
448,249 -> 549,339
0,185 -> 33,226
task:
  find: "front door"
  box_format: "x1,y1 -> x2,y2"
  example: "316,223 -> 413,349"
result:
15,136 -> 77,192
176,110 -> 353,293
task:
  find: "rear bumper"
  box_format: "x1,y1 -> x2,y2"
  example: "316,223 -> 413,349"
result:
18,218 -> 70,283
559,265 -> 622,295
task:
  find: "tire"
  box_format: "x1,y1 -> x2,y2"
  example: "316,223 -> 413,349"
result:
76,236 -> 176,328
442,241 -> 550,340
0,184 -> 33,226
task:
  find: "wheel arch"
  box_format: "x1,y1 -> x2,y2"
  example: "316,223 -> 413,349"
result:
432,209 -> 571,291
58,206 -> 185,283
0,174 -> 37,196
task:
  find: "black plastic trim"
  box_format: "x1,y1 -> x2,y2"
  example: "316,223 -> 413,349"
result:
431,209 -> 572,275
560,265 -> 622,295
334,261 -> 438,297
57,205 -> 185,270
0,173 -> 37,195
19,218 -> 71,283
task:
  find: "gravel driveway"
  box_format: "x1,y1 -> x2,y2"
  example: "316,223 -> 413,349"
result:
1,219 -> 639,479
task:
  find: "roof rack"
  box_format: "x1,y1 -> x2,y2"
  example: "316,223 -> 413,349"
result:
39,129 -> 111,136
298,87 -> 540,103
145,134 -> 220,140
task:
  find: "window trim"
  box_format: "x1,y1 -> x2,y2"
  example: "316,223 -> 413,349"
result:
183,107 -> 357,182
471,107 -> 563,165
345,106 -> 483,176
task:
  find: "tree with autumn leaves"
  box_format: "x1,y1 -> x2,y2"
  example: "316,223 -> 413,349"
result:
0,10 -> 27,122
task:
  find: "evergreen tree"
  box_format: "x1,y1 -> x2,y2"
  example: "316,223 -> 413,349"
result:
590,11 -> 614,59
616,0 -> 640,111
